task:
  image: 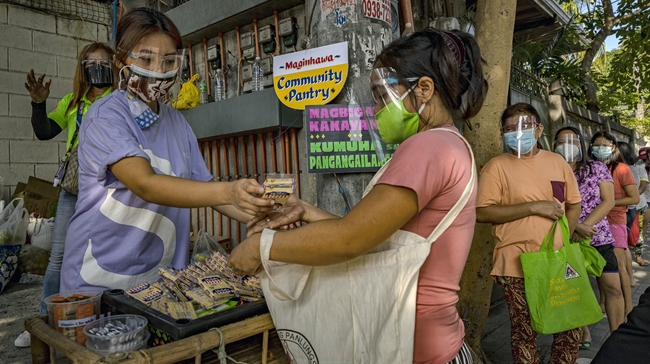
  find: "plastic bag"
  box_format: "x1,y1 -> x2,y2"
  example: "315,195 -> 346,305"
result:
578,238 -> 606,277
171,74 -> 200,110
191,230 -> 227,263
18,244 -> 49,276
27,215 -> 55,252
0,198 -> 29,246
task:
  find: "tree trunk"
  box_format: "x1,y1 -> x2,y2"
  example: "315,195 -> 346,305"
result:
581,0 -> 616,112
459,0 -> 517,361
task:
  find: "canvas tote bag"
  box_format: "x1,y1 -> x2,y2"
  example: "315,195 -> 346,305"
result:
259,128 -> 476,364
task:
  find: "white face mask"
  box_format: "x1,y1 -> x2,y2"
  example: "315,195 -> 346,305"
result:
120,64 -> 178,103
556,143 -> 582,162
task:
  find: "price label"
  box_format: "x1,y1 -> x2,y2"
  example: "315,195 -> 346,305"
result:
361,0 -> 391,25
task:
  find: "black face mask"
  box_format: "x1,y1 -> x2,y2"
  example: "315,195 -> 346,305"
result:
85,64 -> 114,88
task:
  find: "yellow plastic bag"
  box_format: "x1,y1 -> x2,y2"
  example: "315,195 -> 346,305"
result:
171,74 -> 200,110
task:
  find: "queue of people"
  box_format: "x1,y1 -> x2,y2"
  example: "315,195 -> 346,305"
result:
12,5 -> 650,364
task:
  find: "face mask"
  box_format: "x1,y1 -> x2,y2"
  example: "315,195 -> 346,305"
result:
374,87 -> 425,144
85,64 -> 113,88
119,90 -> 160,129
504,129 -> 537,156
556,144 -> 581,162
122,64 -> 177,103
592,146 -> 613,161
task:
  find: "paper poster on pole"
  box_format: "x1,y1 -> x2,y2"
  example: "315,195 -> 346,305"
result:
306,104 -> 396,174
273,42 -> 348,110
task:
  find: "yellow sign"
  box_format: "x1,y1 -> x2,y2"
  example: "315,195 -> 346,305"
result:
273,42 -> 348,110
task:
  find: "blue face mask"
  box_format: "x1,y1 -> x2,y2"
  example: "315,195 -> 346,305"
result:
592,146 -> 613,161
504,129 -> 537,156
119,90 -> 159,129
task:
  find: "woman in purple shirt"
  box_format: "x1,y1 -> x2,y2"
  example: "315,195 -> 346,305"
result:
554,126 -> 624,346
60,8 -> 273,292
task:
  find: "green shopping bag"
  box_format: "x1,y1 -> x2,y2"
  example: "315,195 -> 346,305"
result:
520,215 -> 603,334
576,238 -> 606,277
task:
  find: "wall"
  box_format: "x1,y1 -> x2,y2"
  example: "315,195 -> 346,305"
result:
0,2 -> 111,202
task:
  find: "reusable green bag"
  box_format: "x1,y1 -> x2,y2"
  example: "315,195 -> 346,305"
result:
520,215 -> 603,334
576,238 -> 606,277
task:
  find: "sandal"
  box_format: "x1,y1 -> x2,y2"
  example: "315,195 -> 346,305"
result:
636,257 -> 650,266
579,341 -> 592,350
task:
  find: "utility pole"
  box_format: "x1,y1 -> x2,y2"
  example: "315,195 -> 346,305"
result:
301,0 -> 393,213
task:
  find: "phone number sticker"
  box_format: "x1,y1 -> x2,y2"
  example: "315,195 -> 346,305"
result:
361,0 -> 391,25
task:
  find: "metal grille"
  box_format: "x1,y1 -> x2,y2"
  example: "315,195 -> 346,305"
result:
510,64 -> 549,101
147,0 -> 190,12
192,128 -> 302,246
1,0 -> 113,25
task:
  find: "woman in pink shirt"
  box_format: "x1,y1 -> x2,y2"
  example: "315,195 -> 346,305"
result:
230,28 -> 488,364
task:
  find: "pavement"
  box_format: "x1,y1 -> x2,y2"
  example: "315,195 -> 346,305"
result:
2,259 -> 649,364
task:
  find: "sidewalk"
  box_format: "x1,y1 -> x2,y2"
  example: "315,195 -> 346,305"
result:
482,259 -> 650,364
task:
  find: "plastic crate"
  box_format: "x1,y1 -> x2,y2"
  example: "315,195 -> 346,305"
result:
101,289 -> 268,345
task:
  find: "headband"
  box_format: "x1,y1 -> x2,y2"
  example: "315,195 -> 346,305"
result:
440,31 -> 466,68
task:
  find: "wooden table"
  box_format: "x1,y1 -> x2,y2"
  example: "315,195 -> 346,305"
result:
26,313 -> 288,364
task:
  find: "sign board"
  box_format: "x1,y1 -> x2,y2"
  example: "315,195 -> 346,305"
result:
361,0 -> 391,25
273,42 -> 348,110
306,104 -> 396,174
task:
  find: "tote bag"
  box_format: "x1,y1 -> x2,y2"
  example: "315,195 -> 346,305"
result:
520,215 -> 603,335
259,128 -> 475,364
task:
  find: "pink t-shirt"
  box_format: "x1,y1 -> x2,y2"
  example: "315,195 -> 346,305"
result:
377,125 -> 477,364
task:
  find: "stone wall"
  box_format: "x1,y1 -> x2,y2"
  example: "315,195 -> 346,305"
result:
0,2 -> 111,201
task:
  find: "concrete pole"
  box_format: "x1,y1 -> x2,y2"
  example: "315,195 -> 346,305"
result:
458,0 -> 517,360
301,0 -> 393,214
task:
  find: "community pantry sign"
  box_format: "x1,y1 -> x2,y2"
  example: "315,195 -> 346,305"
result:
273,42 -> 348,110
307,104 -> 396,174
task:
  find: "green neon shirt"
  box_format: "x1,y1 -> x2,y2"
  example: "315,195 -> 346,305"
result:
47,87 -> 113,149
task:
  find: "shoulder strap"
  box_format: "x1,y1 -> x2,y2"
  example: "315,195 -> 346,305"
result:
422,128 -> 476,243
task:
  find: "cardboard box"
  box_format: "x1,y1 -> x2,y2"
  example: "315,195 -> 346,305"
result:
12,176 -> 61,218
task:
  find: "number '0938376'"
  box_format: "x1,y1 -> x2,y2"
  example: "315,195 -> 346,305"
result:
362,0 -> 391,24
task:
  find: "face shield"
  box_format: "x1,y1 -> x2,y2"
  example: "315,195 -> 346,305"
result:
120,46 -> 186,103
83,52 -> 114,88
555,134 -> 582,163
501,115 -> 539,158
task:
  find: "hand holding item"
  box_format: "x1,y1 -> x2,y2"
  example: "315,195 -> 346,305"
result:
230,179 -> 275,215
531,200 -> 564,221
228,233 -> 263,276
24,69 -> 51,104
246,194 -> 305,237
572,223 -> 597,241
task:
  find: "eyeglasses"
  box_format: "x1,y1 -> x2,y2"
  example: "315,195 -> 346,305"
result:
501,121 -> 539,134
126,50 -> 184,72
82,60 -> 112,68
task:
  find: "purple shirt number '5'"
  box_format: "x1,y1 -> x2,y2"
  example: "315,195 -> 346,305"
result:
60,90 -> 213,292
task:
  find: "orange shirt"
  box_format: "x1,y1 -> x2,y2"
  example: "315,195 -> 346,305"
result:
607,163 -> 636,225
477,150 -> 581,278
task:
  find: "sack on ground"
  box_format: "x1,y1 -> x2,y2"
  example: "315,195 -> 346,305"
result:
577,238 -> 606,277
0,198 -> 29,246
0,244 -> 21,294
27,215 -> 55,252
520,215 -> 603,335
18,243 -> 49,276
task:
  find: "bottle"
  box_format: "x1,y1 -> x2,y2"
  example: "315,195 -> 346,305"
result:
214,68 -> 225,101
199,79 -> 208,105
252,57 -> 263,92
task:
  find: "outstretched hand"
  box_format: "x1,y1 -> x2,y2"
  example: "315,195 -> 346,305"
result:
228,233 -> 263,276
24,69 -> 51,104
230,179 -> 275,215
246,194 -> 305,237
